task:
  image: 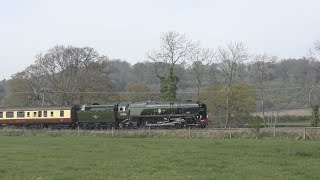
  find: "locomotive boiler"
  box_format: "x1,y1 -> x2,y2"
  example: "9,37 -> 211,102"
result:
78,101 -> 208,128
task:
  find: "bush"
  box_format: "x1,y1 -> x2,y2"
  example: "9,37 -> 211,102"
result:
249,116 -> 262,139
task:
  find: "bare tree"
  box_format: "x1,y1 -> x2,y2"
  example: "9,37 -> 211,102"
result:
295,41 -> 320,106
251,53 -> 276,128
309,40 -> 320,60
9,45 -> 115,106
304,40 -> 320,126
215,42 -> 249,127
147,31 -> 196,101
295,63 -> 319,105
189,45 -> 214,101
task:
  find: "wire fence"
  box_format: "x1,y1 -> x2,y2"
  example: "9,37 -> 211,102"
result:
1,127 -> 320,140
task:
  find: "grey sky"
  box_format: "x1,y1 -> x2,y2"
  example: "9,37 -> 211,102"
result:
1,0 -> 319,79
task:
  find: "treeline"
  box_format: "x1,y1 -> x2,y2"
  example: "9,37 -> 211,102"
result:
0,55 -> 318,108
0,32 -> 319,127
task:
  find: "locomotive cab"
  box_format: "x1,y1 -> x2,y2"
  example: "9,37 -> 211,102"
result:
198,103 -> 209,128
116,102 -> 130,124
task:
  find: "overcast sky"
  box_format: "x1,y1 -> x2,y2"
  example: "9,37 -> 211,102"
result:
1,0 -> 320,79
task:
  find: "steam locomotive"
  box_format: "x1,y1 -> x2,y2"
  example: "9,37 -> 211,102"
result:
0,101 -> 208,129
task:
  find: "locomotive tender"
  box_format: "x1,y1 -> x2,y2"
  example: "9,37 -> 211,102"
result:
0,101 -> 208,129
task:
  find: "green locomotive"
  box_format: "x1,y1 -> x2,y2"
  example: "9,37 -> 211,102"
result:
77,101 -> 208,128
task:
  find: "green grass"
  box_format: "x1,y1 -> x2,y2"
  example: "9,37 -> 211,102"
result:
0,136 -> 320,180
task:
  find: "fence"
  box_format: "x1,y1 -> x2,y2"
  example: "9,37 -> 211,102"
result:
1,127 -> 320,140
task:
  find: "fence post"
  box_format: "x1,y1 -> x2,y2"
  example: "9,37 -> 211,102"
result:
112,127 -> 114,137
188,127 -> 191,139
229,127 -> 232,138
303,127 -> 306,140
273,126 -> 275,138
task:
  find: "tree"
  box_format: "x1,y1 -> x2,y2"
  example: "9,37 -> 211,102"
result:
132,62 -> 146,82
189,46 -> 214,101
306,40 -> 320,127
147,31 -> 196,101
215,42 -> 249,127
294,59 -> 320,106
132,62 -> 161,90
0,79 -> 8,106
251,53 -> 276,128
309,40 -> 320,60
121,82 -> 156,102
6,71 -> 40,106
200,84 -> 256,128
8,45 -> 115,106
310,104 -> 320,127
109,60 -> 135,91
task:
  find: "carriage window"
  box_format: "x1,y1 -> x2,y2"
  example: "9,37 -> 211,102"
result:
6,112 -> 14,118
38,111 -> 42,117
50,111 -> 54,117
60,110 -> 64,117
27,112 -> 30,117
120,107 -> 124,111
33,112 -> 37,117
44,111 -> 47,117
0,112 -> 3,118
17,111 -> 25,118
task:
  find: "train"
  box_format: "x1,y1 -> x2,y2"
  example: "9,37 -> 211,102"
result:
0,101 -> 208,129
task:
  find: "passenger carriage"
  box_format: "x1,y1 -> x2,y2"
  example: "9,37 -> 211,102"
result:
0,106 -> 77,127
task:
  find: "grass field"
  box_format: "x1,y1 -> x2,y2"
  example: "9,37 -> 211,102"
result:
273,121 -> 310,127
1,136 -> 320,179
252,109 -> 310,117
